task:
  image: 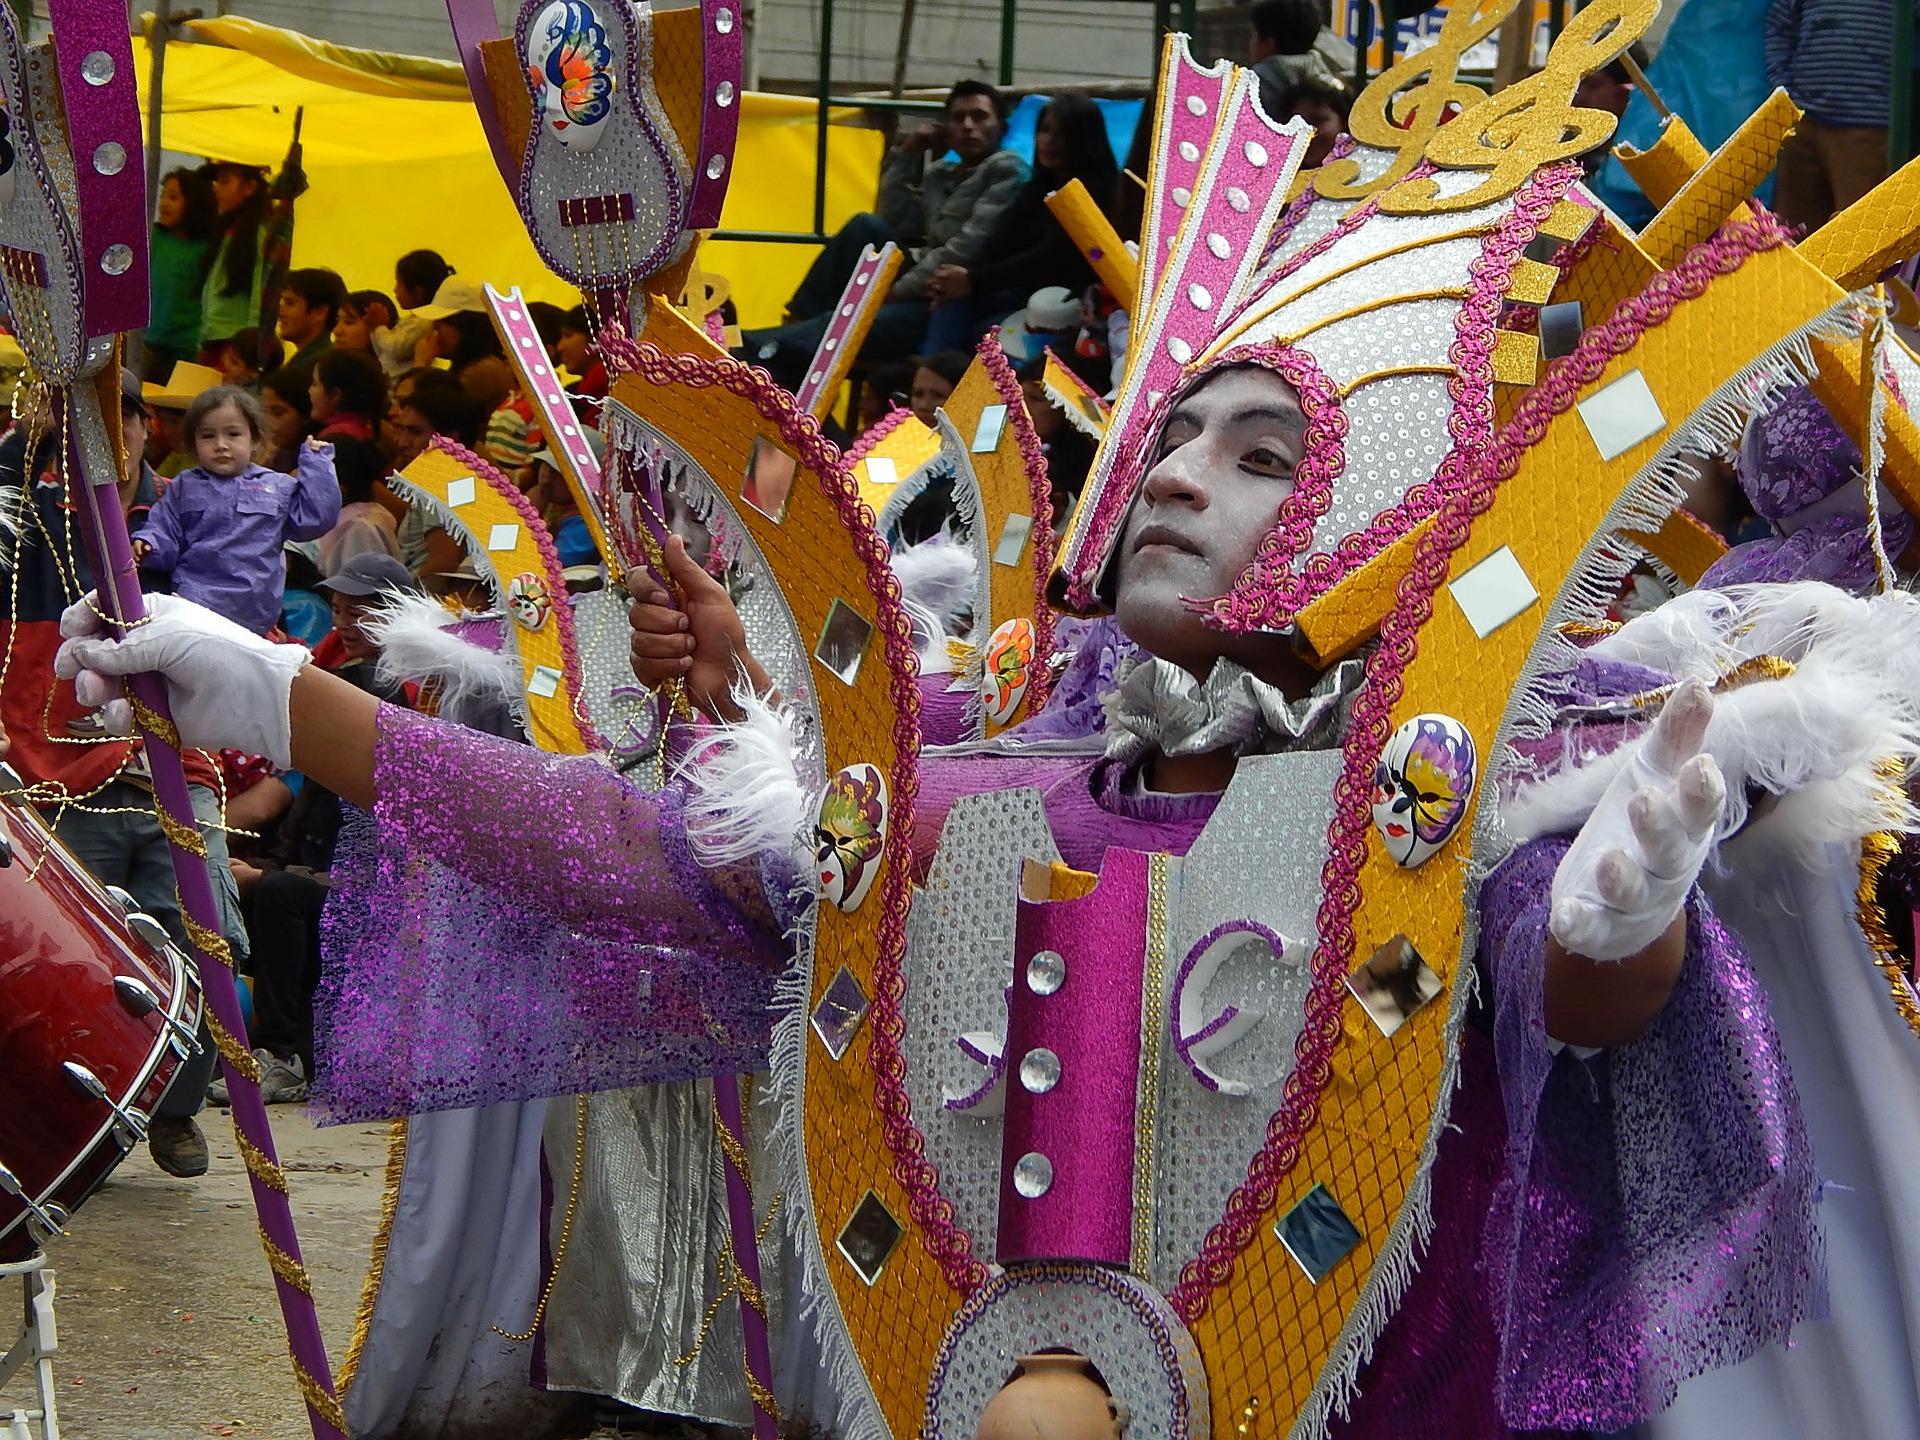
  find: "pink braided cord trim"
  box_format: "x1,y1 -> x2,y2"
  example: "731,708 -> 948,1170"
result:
624,345 -> 988,1295
1168,211 -> 1794,1321
976,333 -> 1060,710
1210,160 -> 1583,633
843,404 -> 915,467
425,434 -> 606,753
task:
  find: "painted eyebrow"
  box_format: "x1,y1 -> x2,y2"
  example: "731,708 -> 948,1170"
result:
1229,405 -> 1306,429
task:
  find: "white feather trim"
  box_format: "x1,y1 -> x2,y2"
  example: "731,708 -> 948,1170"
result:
364,591 -> 522,717
890,533 -> 978,633
676,683 -> 819,869
1505,584 -> 1920,860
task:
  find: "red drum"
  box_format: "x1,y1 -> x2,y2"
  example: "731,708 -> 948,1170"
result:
0,765 -> 203,1260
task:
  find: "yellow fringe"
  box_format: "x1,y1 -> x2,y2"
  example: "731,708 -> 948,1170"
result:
337,1117 -> 409,1395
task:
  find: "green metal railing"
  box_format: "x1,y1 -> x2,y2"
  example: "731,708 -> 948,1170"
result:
714,0 -> 1196,247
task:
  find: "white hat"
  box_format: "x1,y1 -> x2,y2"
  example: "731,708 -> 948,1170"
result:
414,277 -> 489,320
995,285 -> 1082,364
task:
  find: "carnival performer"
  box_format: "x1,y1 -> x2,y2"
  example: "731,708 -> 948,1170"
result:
56,346 -> 1913,1433
130,385 -> 341,635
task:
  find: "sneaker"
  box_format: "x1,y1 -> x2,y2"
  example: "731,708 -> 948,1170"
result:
147,1116 -> 209,1178
258,1051 -> 309,1105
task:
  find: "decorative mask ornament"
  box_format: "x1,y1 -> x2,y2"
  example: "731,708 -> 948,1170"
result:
812,764 -> 889,913
507,571 -> 552,630
0,100 -> 17,211
1371,713 -> 1477,868
981,616 -> 1036,725
523,0 -> 617,154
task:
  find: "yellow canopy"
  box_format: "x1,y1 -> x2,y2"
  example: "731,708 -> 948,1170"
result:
134,21 -> 882,326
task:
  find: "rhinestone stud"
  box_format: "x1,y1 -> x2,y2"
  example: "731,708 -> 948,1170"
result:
1019,1047 -> 1061,1094
81,50 -> 114,85
1167,336 -> 1193,364
715,6 -> 736,33
92,142 -> 126,176
706,154 -> 726,180
1013,1152 -> 1054,1198
1027,950 -> 1066,995
1245,140 -> 1270,167
1178,140 -> 1199,163
1185,94 -> 1207,117
1188,282 -> 1213,311
100,243 -> 133,276
715,80 -> 735,107
1207,232 -> 1232,259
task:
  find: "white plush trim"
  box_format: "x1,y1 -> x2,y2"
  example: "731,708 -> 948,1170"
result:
890,533 -> 978,636
675,683 -> 820,869
364,591 -> 522,718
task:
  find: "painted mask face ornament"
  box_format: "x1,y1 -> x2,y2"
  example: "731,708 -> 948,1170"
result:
813,764 -> 889,913
0,100 -> 16,211
524,0 -> 617,154
981,617 -> 1036,725
507,572 -> 552,631
1371,713 -> 1476,868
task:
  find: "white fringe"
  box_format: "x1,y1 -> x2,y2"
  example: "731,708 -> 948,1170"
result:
675,683 -> 820,870
0,482 -> 29,572
364,591 -> 524,720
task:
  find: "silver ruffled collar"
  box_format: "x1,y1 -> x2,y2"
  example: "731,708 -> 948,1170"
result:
1102,654 -> 1365,766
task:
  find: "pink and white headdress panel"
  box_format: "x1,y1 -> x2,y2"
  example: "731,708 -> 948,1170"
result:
1056,40 -> 1584,635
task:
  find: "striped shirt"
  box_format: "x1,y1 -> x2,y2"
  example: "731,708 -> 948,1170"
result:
1765,0 -> 1894,129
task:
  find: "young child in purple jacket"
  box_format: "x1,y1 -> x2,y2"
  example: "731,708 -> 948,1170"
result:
132,384 -> 341,634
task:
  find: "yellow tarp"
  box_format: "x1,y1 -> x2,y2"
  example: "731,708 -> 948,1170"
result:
134,33 -> 882,327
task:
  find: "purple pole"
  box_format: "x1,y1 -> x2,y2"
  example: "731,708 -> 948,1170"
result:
64,379 -> 346,1440
714,1075 -> 781,1440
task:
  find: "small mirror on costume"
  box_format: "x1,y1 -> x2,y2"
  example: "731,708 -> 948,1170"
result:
810,964 -> 871,1060
741,435 -> 798,522
1347,934 -> 1443,1038
1274,1183 -> 1363,1285
814,599 -> 873,686
972,404 -> 1009,453
993,512 -> 1034,568
836,1189 -> 904,1285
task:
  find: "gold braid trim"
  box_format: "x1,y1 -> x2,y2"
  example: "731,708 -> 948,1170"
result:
338,1118 -> 409,1395
1857,828 -> 1920,1040
746,1371 -> 782,1425
236,1131 -> 290,1194
125,695 -> 181,747
260,1234 -> 315,1295
154,803 -> 208,857
209,1016 -> 262,1081
711,1096 -> 753,1189
292,1359 -> 347,1433
182,911 -> 235,969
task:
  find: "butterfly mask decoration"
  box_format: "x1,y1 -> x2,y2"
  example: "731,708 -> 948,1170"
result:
525,0 -> 617,153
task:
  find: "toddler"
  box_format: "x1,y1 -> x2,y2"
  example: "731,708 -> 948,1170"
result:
132,385 -> 342,634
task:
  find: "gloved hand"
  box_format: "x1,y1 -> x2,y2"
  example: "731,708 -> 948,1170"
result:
53,592 -> 310,768
1549,679 -> 1726,962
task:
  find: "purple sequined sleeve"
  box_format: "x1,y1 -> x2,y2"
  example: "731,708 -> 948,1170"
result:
312,704 -> 784,1124
1475,837 -> 1821,1432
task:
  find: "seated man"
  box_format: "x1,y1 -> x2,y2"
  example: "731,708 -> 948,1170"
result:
737,80 -> 1029,390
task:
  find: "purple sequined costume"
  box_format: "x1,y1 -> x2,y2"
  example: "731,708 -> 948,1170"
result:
320,654 -> 1818,1436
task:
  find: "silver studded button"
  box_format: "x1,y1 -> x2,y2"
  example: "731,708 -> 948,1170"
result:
92,141 -> 126,176
1013,1151 -> 1054,1198
706,154 -> 726,180
81,50 -> 114,85
715,6 -> 736,33
100,243 -> 133,276
715,80 -> 736,107
1027,950 -> 1066,995
1019,1048 -> 1061,1094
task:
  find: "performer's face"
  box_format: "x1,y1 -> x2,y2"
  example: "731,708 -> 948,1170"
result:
1111,366 -> 1304,680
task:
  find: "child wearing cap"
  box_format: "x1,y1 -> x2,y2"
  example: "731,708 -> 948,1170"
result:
130,384 -> 342,634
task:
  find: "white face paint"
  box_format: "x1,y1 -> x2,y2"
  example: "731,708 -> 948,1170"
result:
523,0 -> 617,155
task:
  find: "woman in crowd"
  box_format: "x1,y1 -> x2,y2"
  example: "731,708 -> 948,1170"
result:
198,161 -> 273,361
332,290 -> 399,356
144,167 -> 216,379
924,94 -> 1120,351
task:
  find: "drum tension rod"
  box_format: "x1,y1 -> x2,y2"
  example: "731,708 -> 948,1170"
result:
0,1163 -> 67,1239
113,975 -> 200,1054
60,1062 -> 151,1148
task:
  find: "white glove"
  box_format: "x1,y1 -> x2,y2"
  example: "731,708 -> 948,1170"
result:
53,592 -> 310,768
1549,678 -> 1726,962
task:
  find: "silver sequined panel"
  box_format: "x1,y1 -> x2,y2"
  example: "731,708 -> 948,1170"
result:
514,0 -> 692,288
904,787 -> 1062,1253
926,1266 -> 1210,1440
1149,748 -> 1342,1287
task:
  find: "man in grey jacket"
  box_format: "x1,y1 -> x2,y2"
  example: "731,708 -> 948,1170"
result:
738,80 -> 1030,393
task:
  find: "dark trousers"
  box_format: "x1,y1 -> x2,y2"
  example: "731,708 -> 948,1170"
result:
243,869 -> 328,1076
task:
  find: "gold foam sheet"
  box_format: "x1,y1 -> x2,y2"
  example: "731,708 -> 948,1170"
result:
1622,507 -> 1728,586
939,358 -> 1047,734
603,363 -> 949,1438
1045,178 -> 1141,309
1801,155 -> 1920,292
1193,241 -> 1849,1435
393,445 -> 593,756
1636,92 -> 1799,269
